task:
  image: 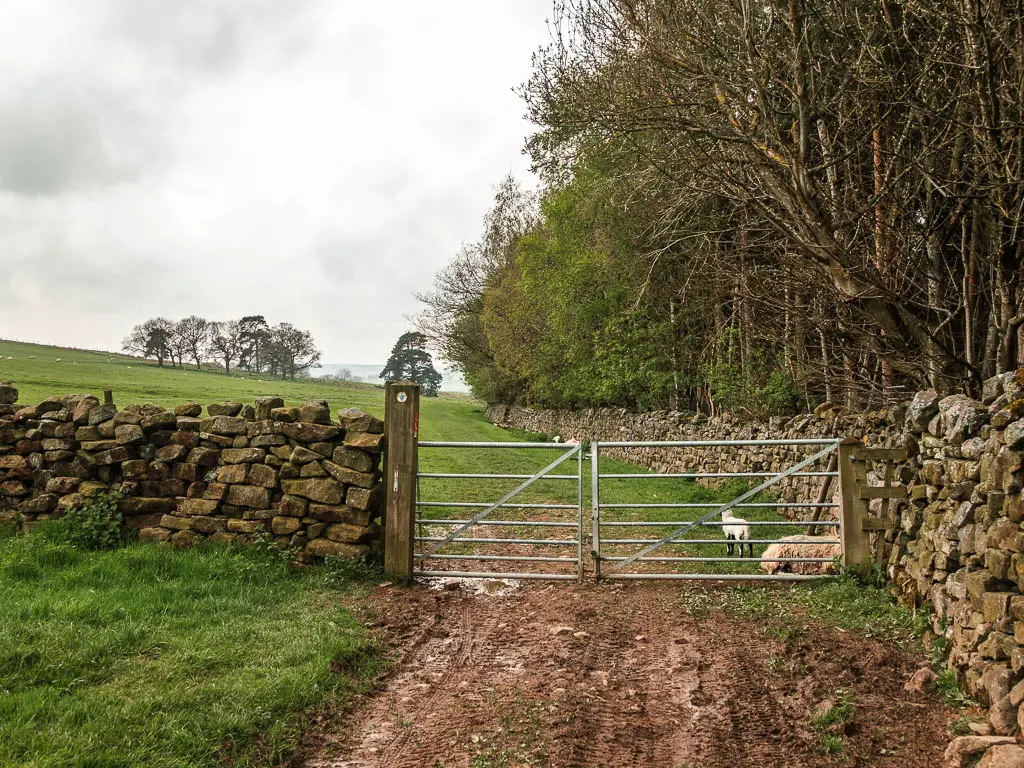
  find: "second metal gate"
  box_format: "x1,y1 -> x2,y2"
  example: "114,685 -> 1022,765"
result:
591,439 -> 843,581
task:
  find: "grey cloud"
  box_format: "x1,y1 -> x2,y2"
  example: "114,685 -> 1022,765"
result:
0,80 -> 170,196
0,218 -> 173,315
312,191 -> 483,300
0,0 -> 316,197
102,0 -> 316,74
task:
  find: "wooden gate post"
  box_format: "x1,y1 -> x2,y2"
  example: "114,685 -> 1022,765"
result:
837,437 -> 870,569
384,381 -> 420,582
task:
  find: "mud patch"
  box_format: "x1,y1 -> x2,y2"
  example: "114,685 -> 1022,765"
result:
299,582 -> 953,767
425,576 -> 523,597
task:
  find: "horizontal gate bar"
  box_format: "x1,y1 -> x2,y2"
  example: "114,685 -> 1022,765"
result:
600,471 -> 838,479
416,536 -> 577,545
602,573 -> 829,581
417,501 -> 578,510
419,441 -> 581,448
597,439 -> 841,448
415,570 -> 579,580
414,553 -> 577,562
416,518 -> 577,528
597,555 -> 835,563
418,472 -> 577,480
601,538 -> 838,545
599,520 -> 839,527
600,502 -> 838,509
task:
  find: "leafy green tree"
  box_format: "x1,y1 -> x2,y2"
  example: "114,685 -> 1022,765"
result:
380,332 -> 443,397
207,320 -> 242,375
237,315 -> 270,372
267,323 -> 321,380
121,318 -> 175,367
175,315 -> 211,370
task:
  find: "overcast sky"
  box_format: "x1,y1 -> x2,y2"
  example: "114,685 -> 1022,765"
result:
0,1 -> 551,364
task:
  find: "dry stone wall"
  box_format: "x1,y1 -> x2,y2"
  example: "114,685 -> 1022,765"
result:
0,383 -> 384,559
489,372 -> 1024,737
486,402 -> 889,506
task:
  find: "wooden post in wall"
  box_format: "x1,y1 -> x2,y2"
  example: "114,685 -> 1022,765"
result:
837,437 -> 870,569
384,381 -> 420,582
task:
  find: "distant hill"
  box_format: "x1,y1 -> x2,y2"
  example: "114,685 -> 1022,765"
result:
313,363 -> 470,393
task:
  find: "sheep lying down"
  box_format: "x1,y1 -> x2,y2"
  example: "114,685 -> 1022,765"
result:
759,534 -> 841,575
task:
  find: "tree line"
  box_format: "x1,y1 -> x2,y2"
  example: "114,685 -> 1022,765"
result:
122,315 -> 321,379
421,0 -> 1024,416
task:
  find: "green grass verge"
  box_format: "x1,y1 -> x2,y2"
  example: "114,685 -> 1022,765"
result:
0,530 -> 381,768
719,575 -> 927,649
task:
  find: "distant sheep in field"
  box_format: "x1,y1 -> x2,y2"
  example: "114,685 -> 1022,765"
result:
28,355 -> 35,360
760,534 -> 840,576
55,358 -> 61,363
722,509 -> 752,557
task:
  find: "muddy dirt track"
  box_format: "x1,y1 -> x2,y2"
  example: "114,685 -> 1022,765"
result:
299,580 -> 953,768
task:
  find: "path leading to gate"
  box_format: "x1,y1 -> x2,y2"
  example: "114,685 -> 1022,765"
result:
299,581 -> 954,768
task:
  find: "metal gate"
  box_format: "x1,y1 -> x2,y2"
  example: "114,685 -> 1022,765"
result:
414,441 -> 585,580
411,437 -> 844,583
591,439 -> 843,581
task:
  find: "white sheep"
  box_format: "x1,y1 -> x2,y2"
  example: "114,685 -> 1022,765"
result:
552,435 -> 562,443
722,508 -> 752,557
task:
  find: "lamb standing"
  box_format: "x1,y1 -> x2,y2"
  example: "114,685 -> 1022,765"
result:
721,508 -> 752,557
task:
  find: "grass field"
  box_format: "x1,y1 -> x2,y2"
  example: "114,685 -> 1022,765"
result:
0,527 -> 380,768
0,339 -> 385,414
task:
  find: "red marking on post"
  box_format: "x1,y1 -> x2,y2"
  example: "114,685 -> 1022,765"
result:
414,411 -> 419,439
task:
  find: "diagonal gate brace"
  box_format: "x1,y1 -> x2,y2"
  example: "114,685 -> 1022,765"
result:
424,444 -> 581,556
608,442 -> 839,573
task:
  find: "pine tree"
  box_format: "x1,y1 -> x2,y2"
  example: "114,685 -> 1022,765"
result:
380,332 -> 443,397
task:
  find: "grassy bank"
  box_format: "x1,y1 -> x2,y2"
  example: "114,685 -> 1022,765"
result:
0,528 -> 380,768
0,339 -> 384,413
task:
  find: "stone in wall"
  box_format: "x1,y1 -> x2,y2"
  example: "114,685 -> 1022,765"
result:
0,393 -> 384,562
